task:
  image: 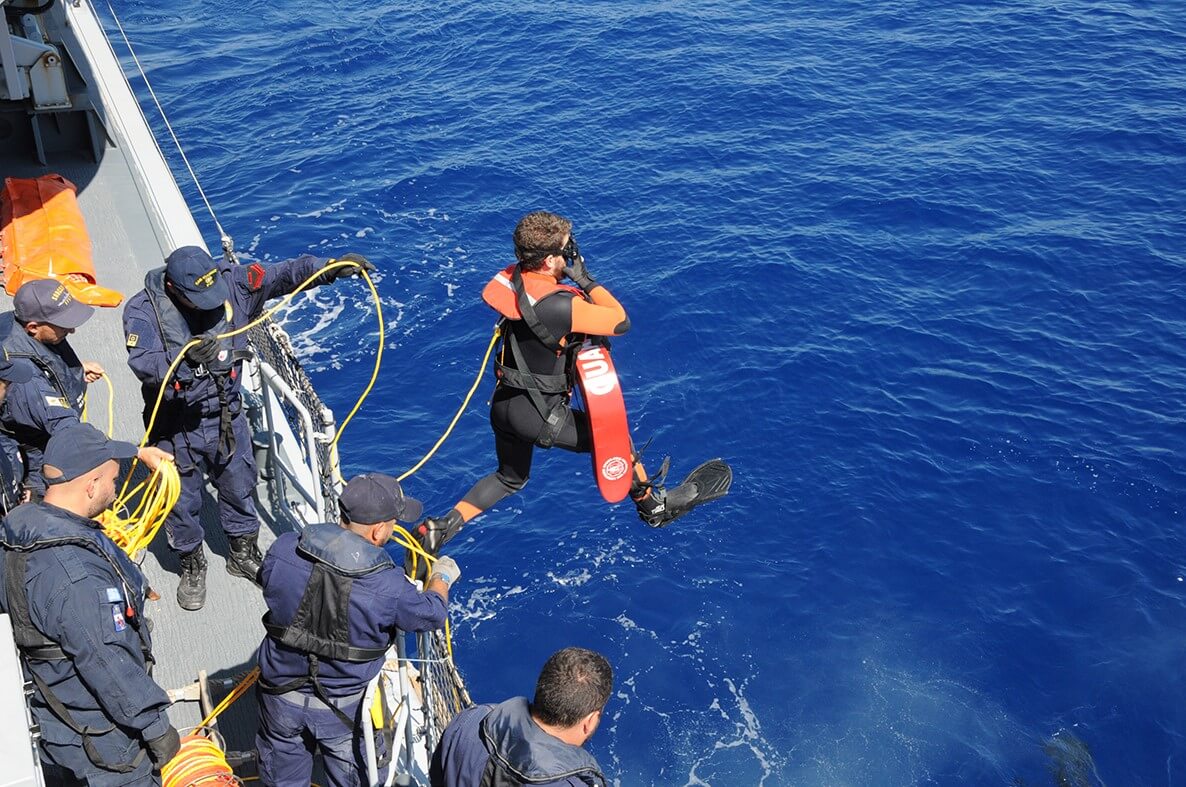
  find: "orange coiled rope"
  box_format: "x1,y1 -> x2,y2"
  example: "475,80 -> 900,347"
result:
160,730 -> 237,786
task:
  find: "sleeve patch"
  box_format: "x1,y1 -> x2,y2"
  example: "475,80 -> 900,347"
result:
247,263 -> 266,292
126,333 -> 139,348
44,396 -> 69,409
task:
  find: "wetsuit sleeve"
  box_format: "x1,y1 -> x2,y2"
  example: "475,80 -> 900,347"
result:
123,295 -> 193,389
235,255 -> 328,319
29,557 -> 172,739
569,286 -> 630,337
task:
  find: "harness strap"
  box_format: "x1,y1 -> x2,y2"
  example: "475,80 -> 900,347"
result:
258,655 -> 358,730
3,551 -> 66,660
213,375 -> 236,460
510,265 -> 563,351
29,670 -> 147,774
493,361 -> 569,395
262,620 -> 388,663
505,330 -> 568,449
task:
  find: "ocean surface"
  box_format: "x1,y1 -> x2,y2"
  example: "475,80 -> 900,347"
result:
105,1 -> 1186,784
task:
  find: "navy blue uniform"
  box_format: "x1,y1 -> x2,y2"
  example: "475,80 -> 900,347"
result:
0,502 -> 171,785
121,255 -> 327,552
430,698 -> 607,787
0,312 -> 86,495
256,524 -> 448,786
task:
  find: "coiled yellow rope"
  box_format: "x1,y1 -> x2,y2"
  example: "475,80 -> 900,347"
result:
98,458 -> 181,559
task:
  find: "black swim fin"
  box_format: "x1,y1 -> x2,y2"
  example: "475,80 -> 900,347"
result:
634,458 -> 733,528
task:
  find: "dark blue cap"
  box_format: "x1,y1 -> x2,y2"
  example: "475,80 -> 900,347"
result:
0,355 -> 33,383
164,246 -> 229,311
43,423 -> 138,485
13,279 -> 94,329
339,473 -> 423,524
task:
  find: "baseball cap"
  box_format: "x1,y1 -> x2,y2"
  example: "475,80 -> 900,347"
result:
43,423 -> 138,485
13,279 -> 95,329
164,246 -> 230,311
338,473 -> 423,524
0,356 -> 33,383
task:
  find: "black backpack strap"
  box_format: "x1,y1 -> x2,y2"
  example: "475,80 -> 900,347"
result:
4,551 -> 66,661
510,265 -> 563,351
29,668 -> 146,774
504,331 -> 568,449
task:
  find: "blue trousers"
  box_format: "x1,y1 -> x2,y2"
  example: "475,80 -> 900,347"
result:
158,411 -> 258,553
257,691 -> 381,787
39,734 -> 155,786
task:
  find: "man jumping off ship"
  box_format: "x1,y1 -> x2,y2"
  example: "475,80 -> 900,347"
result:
413,211 -> 731,555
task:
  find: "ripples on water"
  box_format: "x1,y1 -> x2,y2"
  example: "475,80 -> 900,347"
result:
111,1 -> 1186,783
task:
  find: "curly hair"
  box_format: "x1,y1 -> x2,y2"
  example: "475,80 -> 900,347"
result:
513,211 -> 572,271
531,647 -> 613,728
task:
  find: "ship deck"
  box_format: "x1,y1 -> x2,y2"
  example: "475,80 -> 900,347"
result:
1,117 -> 274,756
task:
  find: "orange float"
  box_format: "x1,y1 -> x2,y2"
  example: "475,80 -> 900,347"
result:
0,174 -> 123,307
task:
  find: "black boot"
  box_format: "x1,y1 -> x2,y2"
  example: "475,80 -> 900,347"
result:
176,547 -> 207,611
226,532 -> 263,585
632,459 -> 733,528
412,510 -> 464,555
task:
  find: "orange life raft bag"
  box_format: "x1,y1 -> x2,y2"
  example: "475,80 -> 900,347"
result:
0,174 -> 123,307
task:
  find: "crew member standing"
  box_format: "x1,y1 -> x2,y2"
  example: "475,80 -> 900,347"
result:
255,473 -> 458,787
415,211 -> 731,554
430,647 -> 612,787
122,245 -> 374,611
0,356 -> 35,512
0,423 -> 179,785
0,279 -> 106,497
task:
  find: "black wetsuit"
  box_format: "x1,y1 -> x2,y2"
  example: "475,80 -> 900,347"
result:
461,292 -> 591,511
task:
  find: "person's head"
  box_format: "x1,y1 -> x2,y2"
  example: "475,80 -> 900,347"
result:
337,473 -> 424,546
42,423 -> 137,518
13,280 -> 94,344
0,356 -> 33,407
513,211 -> 572,275
164,246 -> 229,314
530,647 -> 613,746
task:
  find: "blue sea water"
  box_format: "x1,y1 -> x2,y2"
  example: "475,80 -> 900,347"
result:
106,1 -> 1186,784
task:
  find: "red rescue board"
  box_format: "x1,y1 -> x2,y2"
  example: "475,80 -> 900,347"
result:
574,343 -> 633,503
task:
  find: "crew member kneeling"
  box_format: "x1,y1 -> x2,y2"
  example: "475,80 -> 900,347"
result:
255,473 -> 459,787
430,647 -> 612,787
0,424 -> 179,785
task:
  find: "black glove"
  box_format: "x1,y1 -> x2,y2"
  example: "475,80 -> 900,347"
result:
145,725 -> 181,770
185,335 -> 221,367
563,253 -> 597,291
322,252 -> 376,284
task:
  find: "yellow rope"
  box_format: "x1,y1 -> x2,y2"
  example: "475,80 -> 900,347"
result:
391,524 -> 454,659
98,458 -> 180,559
396,324 -> 500,483
81,372 -> 115,438
199,667 -> 260,730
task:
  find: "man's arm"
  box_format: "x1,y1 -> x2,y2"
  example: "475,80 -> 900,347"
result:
3,377 -> 81,436
235,255 -> 329,318
387,555 -> 460,633
570,286 -> 630,337
123,296 -> 193,389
